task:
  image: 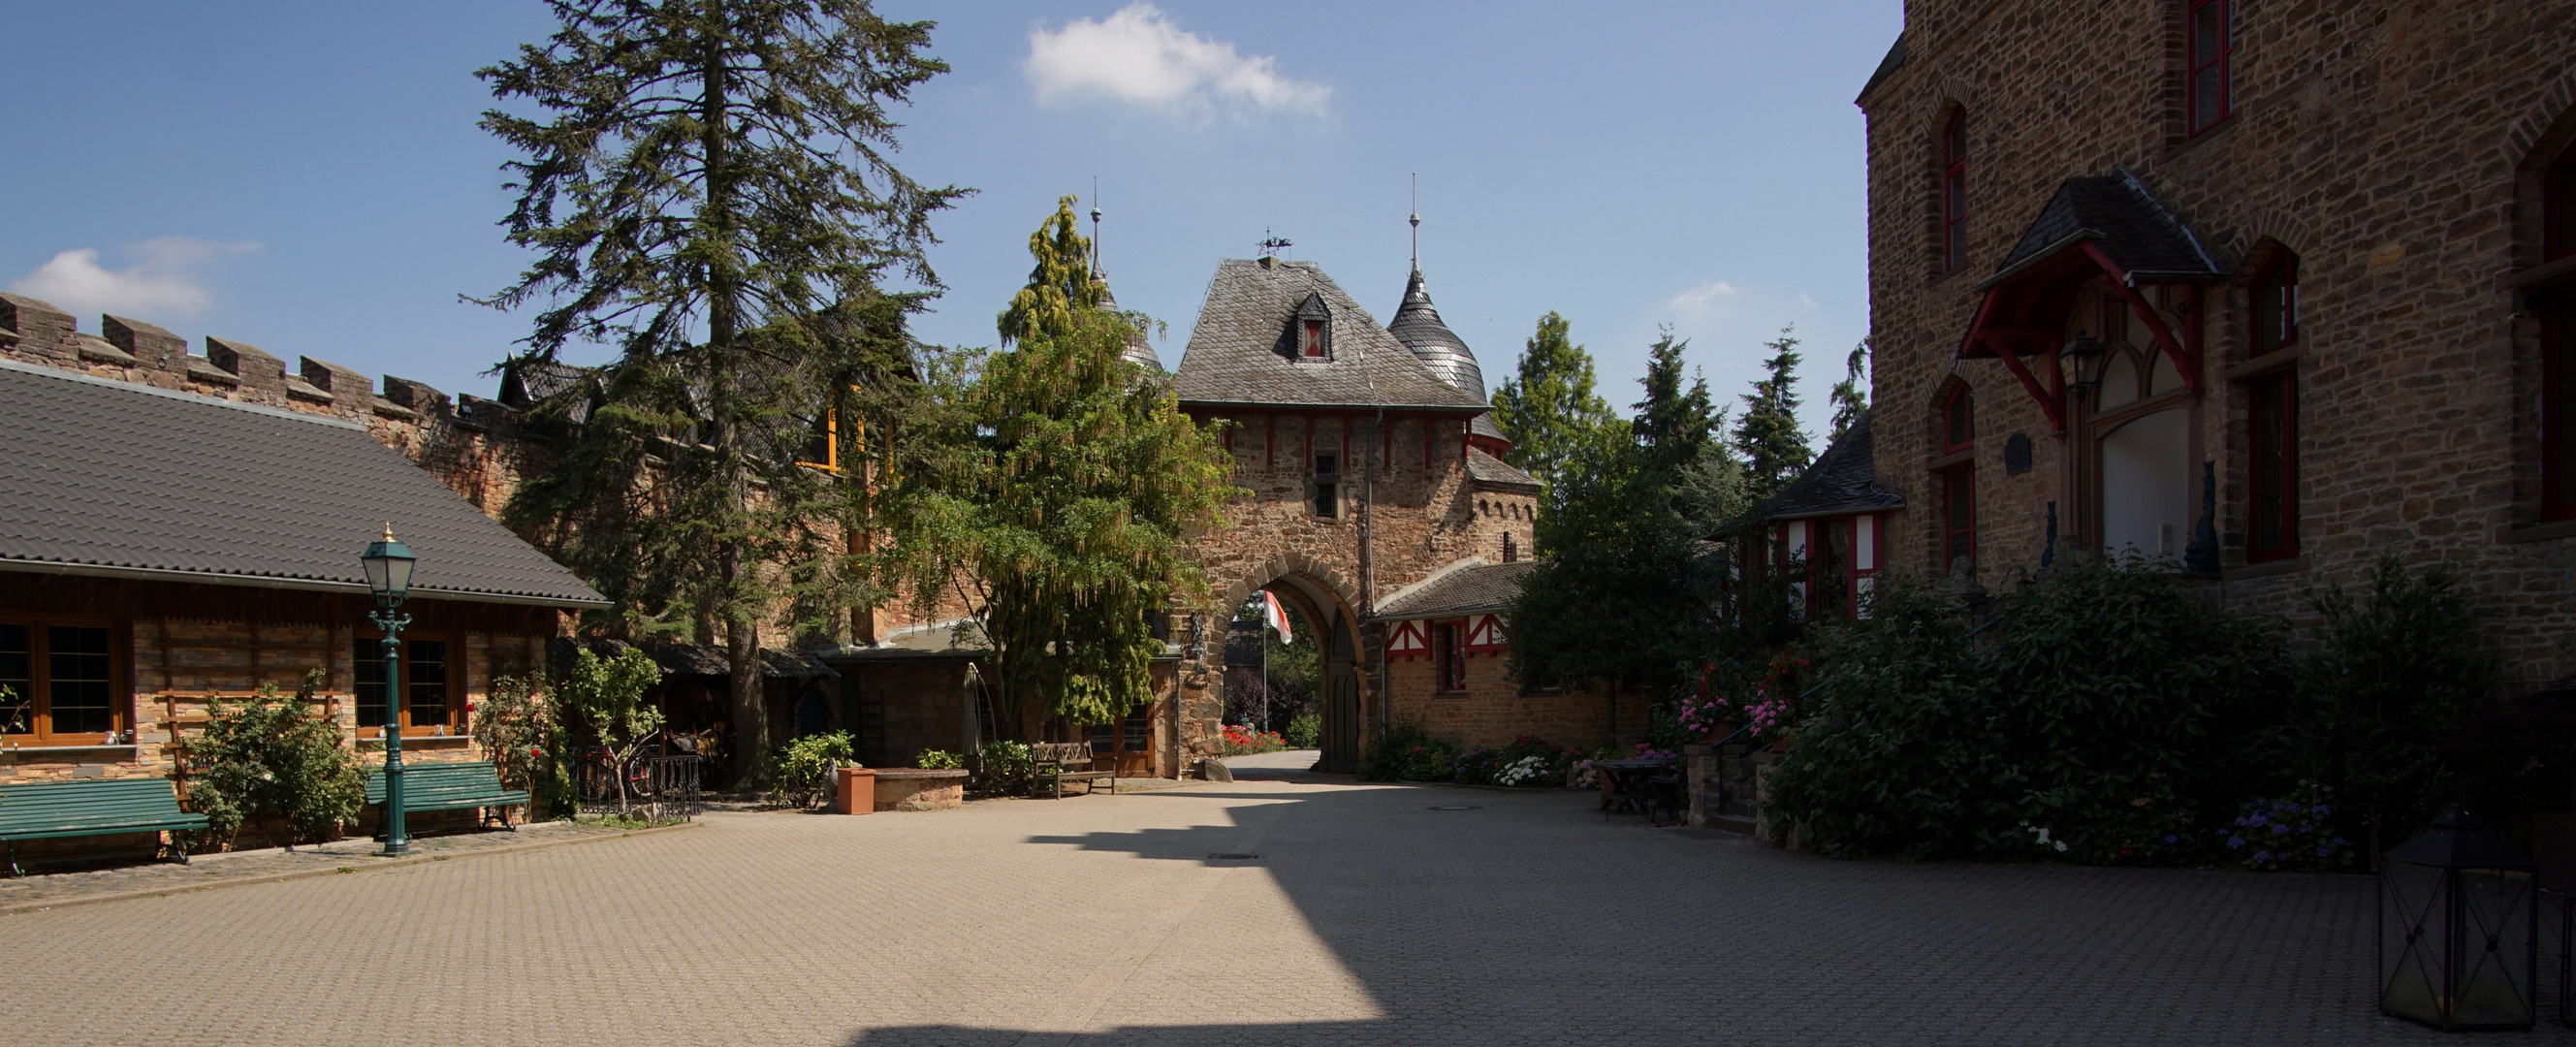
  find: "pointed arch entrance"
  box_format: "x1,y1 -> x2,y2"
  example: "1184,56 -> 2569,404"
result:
1217,564 -> 1371,775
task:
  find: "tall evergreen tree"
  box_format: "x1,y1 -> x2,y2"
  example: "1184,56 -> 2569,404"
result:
1733,326 -> 1814,504
475,1 -> 966,770
1508,333 -> 1727,697
1829,336 -> 1871,442
877,205 -> 1235,737
1491,312 -> 1623,494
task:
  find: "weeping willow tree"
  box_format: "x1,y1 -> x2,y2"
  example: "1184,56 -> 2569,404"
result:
877,200 -> 1235,736
473,0 -> 966,769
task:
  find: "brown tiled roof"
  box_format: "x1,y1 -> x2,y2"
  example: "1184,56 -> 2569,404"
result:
1980,170 -> 2224,290
1747,409 -> 1904,525
1174,259 -> 1489,412
0,360 -> 607,607
1373,559 -> 1544,620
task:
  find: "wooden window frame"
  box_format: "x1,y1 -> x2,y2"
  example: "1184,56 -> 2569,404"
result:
2251,252 -> 2301,357
1941,465 -> 1977,575
1942,111 -> 1968,273
0,617 -> 128,746
2247,372 -> 2301,560
1435,621 -> 1468,694
353,631 -> 465,738
2186,0 -> 2234,137
2544,290 -> 2576,522
1942,383 -> 1976,454
1311,453 -> 1341,519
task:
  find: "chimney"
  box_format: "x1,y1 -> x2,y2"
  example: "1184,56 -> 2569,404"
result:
103,315 -> 187,374
0,293 -> 75,360
206,336 -> 287,396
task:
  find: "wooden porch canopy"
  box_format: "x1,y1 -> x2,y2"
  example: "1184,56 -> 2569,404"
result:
1956,170 -> 2228,430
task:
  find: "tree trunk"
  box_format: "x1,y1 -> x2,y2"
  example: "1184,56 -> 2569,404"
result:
698,9 -> 766,784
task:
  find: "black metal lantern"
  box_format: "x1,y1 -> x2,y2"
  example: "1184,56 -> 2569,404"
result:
2059,330 -> 2108,400
360,524 -> 416,604
2379,806 -> 2538,1031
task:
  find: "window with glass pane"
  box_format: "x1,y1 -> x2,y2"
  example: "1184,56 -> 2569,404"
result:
1087,720 -> 1116,749
2187,0 -> 2232,134
0,624 -> 29,734
2249,374 -> 2298,560
48,626 -> 111,736
408,640 -> 450,727
2549,294 -> 2576,519
1123,714 -> 1151,751
2549,148 -> 2576,261
355,639 -> 391,728
1944,467 -> 1976,573
2254,255 -> 2300,355
1944,385 -> 1975,452
1943,112 -> 1967,272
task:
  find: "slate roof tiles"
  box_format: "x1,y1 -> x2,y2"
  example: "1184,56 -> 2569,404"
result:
1373,559 -> 1543,620
1175,259 -> 1488,412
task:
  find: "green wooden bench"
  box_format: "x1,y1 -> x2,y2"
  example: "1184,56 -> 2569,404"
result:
0,777 -> 209,877
364,761 -> 528,834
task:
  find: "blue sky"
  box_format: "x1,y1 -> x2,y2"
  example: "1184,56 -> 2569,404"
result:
2,1 -> 1896,438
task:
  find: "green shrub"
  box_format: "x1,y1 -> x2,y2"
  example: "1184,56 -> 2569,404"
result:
1284,712 -> 1321,748
1357,720 -> 1429,781
915,748 -> 964,770
2291,555 -> 2498,849
1769,560 -> 2288,860
469,673 -> 574,818
766,731 -> 854,809
181,671 -> 366,849
973,741 -> 1035,796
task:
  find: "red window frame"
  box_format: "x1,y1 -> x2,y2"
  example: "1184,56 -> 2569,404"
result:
2247,373 -> 2300,560
2251,252 -> 2300,356
1302,320 -> 1324,358
1941,466 -> 1976,575
1942,383 -> 1975,453
1942,111 -> 1968,272
2186,0 -> 2233,136
2544,291 -> 2576,522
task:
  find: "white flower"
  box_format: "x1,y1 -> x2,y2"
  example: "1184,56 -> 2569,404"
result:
2054,841 -> 2069,852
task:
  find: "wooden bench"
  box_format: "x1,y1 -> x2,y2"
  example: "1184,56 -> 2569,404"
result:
364,761 -> 529,833
0,777 -> 209,877
1030,743 -> 1115,799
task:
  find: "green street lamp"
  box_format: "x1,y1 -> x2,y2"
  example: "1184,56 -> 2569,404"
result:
360,525 -> 417,856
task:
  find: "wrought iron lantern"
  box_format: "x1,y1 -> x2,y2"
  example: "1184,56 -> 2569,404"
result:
2379,806 -> 2538,1031
360,524 -> 416,603
2059,329 -> 2108,400
358,525 -> 418,855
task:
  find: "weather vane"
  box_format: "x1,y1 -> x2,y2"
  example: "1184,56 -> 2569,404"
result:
1258,229 -> 1291,260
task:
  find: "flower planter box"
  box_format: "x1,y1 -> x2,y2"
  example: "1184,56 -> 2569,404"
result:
835,767 -> 876,814
872,768 -> 969,811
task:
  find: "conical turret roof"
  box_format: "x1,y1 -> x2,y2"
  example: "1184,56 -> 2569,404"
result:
1093,274 -> 1161,371
1387,268 -> 1507,443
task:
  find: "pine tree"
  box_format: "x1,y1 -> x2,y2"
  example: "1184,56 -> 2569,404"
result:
1733,326 -> 1814,505
475,1 -> 967,774
876,204 -> 1235,737
1491,312 -> 1623,494
1829,336 -> 1871,442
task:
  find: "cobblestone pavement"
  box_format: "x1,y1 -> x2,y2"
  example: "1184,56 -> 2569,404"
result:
0,819 -> 631,911
3,748 -> 2561,1046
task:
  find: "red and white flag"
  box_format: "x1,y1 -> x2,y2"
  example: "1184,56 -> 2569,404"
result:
1262,590 -> 1293,644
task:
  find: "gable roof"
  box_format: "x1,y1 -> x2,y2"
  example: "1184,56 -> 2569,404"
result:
1748,409 -> 1904,524
1979,170 -> 2224,291
1174,259 -> 1489,412
1372,559 -> 1543,620
1465,447 -> 1540,492
0,359 -> 608,607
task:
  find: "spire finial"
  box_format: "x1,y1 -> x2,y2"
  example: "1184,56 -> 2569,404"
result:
1409,173 -> 1420,270
1088,176 -> 1101,279
382,523 -> 395,542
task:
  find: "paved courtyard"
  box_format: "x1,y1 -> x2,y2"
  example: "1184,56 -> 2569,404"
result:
3,749 -> 2562,1046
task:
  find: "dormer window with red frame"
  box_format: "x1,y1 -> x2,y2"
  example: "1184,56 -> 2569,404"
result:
1942,384 -> 1975,454
2187,0 -> 2234,135
2252,253 -> 2300,355
1302,321 -> 1324,357
1942,111 -> 1968,272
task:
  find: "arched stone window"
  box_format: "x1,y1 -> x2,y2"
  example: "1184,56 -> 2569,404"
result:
2242,248 -> 2302,560
1941,109 -> 1969,273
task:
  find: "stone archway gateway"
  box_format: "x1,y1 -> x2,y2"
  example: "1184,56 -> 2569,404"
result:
1217,563 -> 1370,773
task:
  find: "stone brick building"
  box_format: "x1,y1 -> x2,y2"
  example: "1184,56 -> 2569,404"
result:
1169,256 -> 1545,771
1849,0 -> 2576,684
1373,560 -> 1646,752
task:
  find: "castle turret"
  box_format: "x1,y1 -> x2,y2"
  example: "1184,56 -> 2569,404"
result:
1386,267 -> 1509,454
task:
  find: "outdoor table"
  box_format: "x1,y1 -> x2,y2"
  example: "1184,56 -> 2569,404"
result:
1595,758 -> 1674,816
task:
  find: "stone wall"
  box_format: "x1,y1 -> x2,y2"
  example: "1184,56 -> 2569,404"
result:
1383,649 -> 1642,753
1860,0 -> 2576,685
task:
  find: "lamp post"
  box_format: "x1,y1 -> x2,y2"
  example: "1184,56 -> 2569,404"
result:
360,525 -> 417,856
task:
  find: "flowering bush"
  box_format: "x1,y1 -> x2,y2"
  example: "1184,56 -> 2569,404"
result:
1220,723 -> 1288,756
1572,742 -> 1676,789
1453,735 -> 1579,788
2214,782 -> 2355,872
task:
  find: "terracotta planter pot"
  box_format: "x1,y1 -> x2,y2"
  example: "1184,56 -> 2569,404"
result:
835,766 -> 876,814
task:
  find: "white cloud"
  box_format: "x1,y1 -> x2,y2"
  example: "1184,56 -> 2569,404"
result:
1667,280 -> 1739,317
1025,4 -> 1330,116
11,236 -> 259,321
